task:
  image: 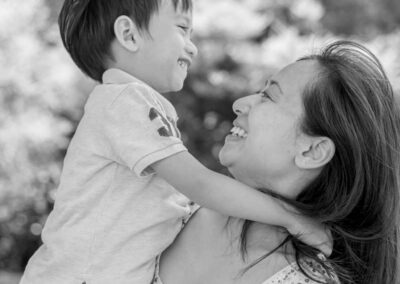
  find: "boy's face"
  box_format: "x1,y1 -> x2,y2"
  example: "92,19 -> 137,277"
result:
136,0 -> 197,93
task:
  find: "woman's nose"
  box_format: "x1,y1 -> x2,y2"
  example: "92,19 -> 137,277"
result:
232,94 -> 258,115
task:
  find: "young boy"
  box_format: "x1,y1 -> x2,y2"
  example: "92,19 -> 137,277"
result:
21,0 -> 330,283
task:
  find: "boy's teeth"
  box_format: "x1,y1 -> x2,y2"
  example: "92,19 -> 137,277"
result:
178,60 -> 187,68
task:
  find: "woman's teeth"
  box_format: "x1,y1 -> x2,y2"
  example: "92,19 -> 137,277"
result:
230,126 -> 248,138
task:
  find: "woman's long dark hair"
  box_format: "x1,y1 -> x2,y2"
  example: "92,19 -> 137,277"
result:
239,41 -> 400,283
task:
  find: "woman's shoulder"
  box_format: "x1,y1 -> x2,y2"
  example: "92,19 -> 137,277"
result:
158,208 -> 234,284
183,207 -> 230,238
161,207 -> 230,262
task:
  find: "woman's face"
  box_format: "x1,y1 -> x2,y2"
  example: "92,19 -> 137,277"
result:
219,60 -> 319,198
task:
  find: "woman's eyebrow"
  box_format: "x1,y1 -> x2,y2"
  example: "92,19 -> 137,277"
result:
265,79 -> 283,94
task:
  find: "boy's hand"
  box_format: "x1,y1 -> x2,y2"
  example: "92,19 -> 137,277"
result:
287,216 -> 332,257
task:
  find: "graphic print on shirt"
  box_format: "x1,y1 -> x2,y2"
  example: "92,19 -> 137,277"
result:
149,107 -> 180,138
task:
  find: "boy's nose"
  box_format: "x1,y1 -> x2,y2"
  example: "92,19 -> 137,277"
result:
186,40 -> 198,58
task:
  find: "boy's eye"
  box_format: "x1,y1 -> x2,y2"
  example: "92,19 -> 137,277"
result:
177,25 -> 189,32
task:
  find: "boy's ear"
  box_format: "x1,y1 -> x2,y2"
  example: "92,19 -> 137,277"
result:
295,136 -> 335,170
114,15 -> 141,52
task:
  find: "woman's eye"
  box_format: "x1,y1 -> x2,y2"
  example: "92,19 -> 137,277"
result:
259,90 -> 272,100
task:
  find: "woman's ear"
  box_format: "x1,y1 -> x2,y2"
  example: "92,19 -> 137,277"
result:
113,15 -> 141,52
295,136 -> 335,169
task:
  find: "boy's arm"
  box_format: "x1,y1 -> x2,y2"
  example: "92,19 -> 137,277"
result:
152,151 -> 332,256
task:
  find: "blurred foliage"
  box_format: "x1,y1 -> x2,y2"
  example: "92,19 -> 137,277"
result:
0,0 -> 399,273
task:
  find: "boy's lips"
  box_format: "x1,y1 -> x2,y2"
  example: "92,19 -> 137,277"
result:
178,58 -> 191,69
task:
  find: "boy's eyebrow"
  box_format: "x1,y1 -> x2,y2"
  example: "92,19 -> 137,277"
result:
265,79 -> 283,94
176,14 -> 192,24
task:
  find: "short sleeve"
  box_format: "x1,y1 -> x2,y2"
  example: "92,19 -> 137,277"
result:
102,83 -> 187,176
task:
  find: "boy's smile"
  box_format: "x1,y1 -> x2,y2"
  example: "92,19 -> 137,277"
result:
133,0 -> 198,93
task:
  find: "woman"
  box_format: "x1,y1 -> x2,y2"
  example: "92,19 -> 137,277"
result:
156,41 -> 400,283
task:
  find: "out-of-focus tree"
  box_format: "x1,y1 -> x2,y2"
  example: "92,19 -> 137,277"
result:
0,0 -> 91,272
0,0 -> 399,276
321,0 -> 400,38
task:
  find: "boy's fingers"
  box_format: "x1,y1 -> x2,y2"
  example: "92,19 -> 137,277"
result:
319,242 -> 332,257
319,227 -> 333,257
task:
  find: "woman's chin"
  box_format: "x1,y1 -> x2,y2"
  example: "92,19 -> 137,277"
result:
218,145 -> 231,168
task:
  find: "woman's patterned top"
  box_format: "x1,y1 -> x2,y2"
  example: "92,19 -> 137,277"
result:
153,255 -> 339,284
263,257 -> 339,284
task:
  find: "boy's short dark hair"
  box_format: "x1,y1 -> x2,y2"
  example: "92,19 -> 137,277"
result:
58,0 -> 192,82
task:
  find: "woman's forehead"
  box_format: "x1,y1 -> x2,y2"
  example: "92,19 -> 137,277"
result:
274,60 -> 319,93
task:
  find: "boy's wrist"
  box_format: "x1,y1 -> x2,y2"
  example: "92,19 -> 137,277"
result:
285,216 -> 303,236
275,199 -> 300,231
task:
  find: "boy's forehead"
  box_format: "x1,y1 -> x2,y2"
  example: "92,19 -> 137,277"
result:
175,9 -> 193,23
160,0 -> 193,13
159,0 -> 193,20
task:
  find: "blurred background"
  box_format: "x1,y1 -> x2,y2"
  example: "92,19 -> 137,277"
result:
0,0 -> 399,282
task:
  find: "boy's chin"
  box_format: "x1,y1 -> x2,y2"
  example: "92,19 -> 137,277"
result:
158,80 -> 184,93
168,82 -> 185,93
